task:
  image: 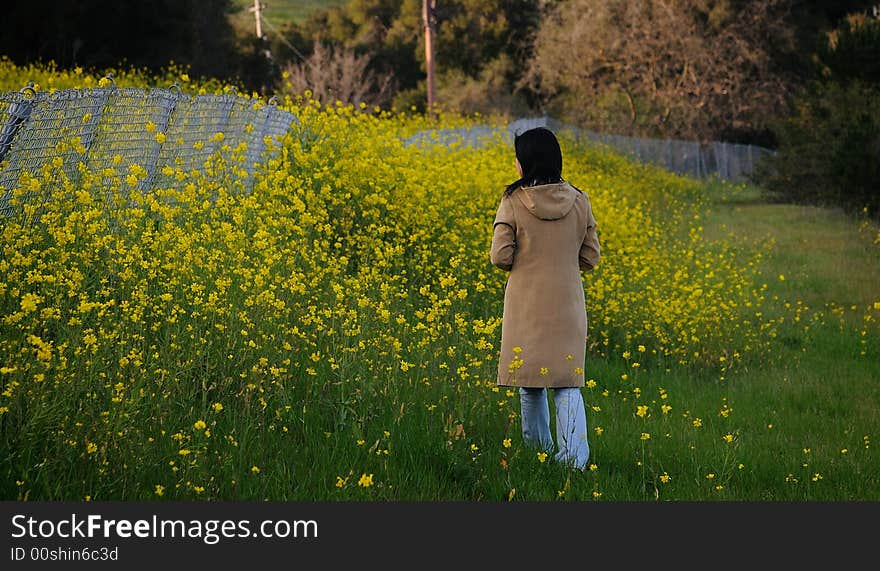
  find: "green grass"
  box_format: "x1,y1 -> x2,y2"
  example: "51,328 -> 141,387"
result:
660,181 -> 880,500
230,0 -> 346,28
702,183 -> 880,308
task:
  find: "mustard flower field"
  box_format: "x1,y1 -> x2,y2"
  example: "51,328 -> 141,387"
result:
1,64 -> 878,501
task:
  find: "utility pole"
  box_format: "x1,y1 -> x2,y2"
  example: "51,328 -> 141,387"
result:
250,0 -> 264,40
422,0 -> 436,115
248,0 -> 274,67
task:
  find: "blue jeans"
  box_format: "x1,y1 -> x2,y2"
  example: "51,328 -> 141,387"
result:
519,387 -> 590,470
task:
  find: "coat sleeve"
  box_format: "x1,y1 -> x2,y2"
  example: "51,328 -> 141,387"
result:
579,200 -> 601,272
490,196 -> 516,271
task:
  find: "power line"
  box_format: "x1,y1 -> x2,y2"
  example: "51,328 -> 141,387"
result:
246,1 -> 310,67
259,13 -> 310,66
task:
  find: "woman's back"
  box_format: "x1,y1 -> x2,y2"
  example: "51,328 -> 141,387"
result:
499,181 -> 590,278
489,126 -> 599,470
491,180 -> 599,389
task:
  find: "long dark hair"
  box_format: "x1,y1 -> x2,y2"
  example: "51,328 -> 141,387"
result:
505,127 -> 564,195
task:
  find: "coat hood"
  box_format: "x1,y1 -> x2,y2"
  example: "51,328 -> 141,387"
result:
515,182 -> 578,221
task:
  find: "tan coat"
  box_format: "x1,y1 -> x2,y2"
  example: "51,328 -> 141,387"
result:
490,181 -> 600,388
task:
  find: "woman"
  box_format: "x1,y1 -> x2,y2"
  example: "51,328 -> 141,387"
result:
490,127 -> 600,470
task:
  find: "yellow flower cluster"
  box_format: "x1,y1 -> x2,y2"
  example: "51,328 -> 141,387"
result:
0,56 -> 227,94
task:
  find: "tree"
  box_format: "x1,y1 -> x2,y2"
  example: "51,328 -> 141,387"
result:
281,42 -> 394,107
268,0 -> 421,109
756,13 -> 880,216
524,0 -> 798,142
428,0 -> 541,115
817,11 -> 880,83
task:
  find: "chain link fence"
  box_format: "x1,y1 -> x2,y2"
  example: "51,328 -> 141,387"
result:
405,116 -> 775,183
509,117 -> 775,182
0,81 -> 295,217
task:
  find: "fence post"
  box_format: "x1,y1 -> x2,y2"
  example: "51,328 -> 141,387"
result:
247,97 -> 275,192
747,144 -> 754,176
210,86 -> 238,156
699,143 -> 707,179
140,84 -> 181,192
79,89 -> 112,159
0,83 -> 39,216
75,77 -> 120,185
0,83 -> 37,164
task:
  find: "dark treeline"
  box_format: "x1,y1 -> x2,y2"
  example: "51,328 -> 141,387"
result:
2,0 -> 240,81
1,0 -> 878,215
